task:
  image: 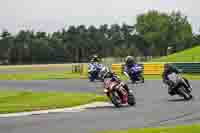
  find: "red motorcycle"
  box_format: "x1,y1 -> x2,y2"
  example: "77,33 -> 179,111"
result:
103,78 -> 136,107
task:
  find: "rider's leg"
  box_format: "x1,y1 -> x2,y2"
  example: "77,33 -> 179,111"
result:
165,80 -> 175,95
168,86 -> 176,95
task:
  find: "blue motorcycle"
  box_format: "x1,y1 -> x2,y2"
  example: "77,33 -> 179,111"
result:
88,63 -> 105,82
124,64 -> 144,84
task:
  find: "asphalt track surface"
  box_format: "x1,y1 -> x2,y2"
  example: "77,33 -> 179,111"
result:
0,79 -> 200,133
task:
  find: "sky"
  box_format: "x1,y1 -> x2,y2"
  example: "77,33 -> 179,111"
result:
0,0 -> 200,34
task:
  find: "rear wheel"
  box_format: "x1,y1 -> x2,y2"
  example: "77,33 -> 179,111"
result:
89,72 -> 96,82
140,76 -> 144,83
89,76 -> 94,82
127,91 -> 136,106
138,73 -> 144,83
189,94 -> 193,99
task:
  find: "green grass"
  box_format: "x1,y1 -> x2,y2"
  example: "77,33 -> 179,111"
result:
100,124 -> 200,133
0,63 -> 73,69
151,46 -> 200,62
0,72 -> 200,80
0,90 -> 108,113
0,72 -> 85,80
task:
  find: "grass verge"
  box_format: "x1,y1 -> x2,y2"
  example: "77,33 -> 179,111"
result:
0,90 -> 108,114
0,72 -> 200,80
100,124 -> 200,133
0,72 -> 84,80
150,45 -> 200,62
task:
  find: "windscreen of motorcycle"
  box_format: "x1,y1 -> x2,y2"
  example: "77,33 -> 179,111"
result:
104,78 -> 118,90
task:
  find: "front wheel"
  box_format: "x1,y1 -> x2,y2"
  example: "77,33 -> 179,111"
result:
177,87 -> 192,100
110,91 -> 121,107
138,73 -> 144,83
140,76 -> 144,83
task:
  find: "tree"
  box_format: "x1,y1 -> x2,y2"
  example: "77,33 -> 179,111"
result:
135,10 -> 193,56
0,29 -> 13,64
168,11 -> 193,51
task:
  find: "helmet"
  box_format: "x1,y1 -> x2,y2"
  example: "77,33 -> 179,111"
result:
90,55 -> 100,63
100,67 -> 112,79
103,71 -> 114,79
125,56 -> 135,66
164,64 -> 173,70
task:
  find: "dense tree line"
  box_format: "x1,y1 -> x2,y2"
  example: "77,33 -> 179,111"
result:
0,10 -> 199,64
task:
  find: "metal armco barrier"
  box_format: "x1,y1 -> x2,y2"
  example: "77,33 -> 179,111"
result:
169,63 -> 200,73
143,63 -> 164,75
79,62 -> 200,76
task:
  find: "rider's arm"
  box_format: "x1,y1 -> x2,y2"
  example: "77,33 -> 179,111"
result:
124,66 -> 129,77
88,64 -> 92,72
162,71 -> 168,84
124,71 -> 129,78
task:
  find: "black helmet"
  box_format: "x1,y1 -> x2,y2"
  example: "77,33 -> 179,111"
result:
103,71 -> 113,79
90,55 -> 100,62
125,56 -> 135,66
165,64 -> 173,70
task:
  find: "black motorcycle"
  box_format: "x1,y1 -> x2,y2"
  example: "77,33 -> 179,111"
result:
124,65 -> 144,84
167,72 -> 193,100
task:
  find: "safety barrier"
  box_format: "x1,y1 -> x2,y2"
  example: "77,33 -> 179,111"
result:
112,63 -> 164,75
168,63 -> 200,73
111,64 -> 123,74
143,63 -> 164,75
77,62 -> 200,76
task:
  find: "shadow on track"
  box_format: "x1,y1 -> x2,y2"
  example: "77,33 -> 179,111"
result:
168,98 -> 186,102
86,104 -> 135,110
167,97 -> 195,102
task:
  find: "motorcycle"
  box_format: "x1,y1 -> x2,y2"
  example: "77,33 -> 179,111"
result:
103,77 -> 136,107
167,72 -> 193,100
88,63 -> 105,82
125,65 -> 144,84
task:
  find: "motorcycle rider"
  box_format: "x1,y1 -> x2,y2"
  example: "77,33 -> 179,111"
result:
124,56 -> 143,82
102,64 -> 128,87
162,64 -> 192,95
103,71 -> 121,83
88,55 -> 102,71
88,55 -> 105,80
103,70 -> 130,103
